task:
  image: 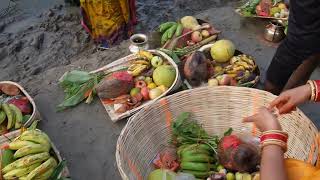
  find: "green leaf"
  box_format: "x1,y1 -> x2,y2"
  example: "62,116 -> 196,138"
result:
49,160 -> 67,180
224,128 -> 233,136
59,70 -> 91,84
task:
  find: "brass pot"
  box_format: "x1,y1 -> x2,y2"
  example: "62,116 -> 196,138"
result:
264,20 -> 286,43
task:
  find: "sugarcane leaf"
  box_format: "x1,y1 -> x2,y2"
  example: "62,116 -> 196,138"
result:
224,128 -> 233,136
59,70 -> 91,84
49,160 -> 66,180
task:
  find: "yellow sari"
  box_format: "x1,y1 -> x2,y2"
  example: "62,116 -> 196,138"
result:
80,0 -> 137,47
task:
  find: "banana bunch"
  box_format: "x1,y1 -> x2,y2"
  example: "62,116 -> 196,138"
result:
225,54 -> 256,78
178,144 -> 216,179
0,103 -> 23,131
159,22 -> 183,44
2,129 -> 58,180
128,50 -> 154,76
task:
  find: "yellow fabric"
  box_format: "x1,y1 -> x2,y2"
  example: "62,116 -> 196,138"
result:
80,0 -> 130,40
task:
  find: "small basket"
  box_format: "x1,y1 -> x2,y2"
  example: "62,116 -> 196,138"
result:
116,86 -> 319,180
0,129 -> 70,178
90,50 -> 182,122
183,43 -> 260,88
0,81 -> 41,129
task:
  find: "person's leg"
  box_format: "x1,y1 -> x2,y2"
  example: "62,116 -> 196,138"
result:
283,54 -> 320,90
265,39 -> 304,95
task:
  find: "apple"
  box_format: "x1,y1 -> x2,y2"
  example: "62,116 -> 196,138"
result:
147,83 -> 157,89
157,85 -> 168,93
145,77 -> 153,84
208,78 -> 219,87
130,88 -> 140,97
153,65 -> 176,88
149,88 -> 163,100
151,56 -> 163,67
201,30 -> 210,38
226,172 -> 235,180
135,80 -> 147,88
141,87 -> 150,100
191,31 -> 202,43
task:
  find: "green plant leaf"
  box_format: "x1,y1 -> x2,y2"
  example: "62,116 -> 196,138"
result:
49,160 -> 66,180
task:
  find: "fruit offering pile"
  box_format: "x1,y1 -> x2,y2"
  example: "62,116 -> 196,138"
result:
159,16 -> 220,53
1,129 -> 58,180
183,40 -> 259,88
148,112 -> 261,180
239,0 -> 289,19
97,51 -> 176,114
0,84 -> 33,134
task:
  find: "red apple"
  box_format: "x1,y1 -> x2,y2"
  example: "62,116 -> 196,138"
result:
141,87 -> 150,100
135,80 -> 147,88
191,31 -> 202,43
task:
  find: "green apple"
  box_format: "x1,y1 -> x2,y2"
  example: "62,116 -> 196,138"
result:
226,172 -> 235,180
149,88 -> 163,100
145,77 -> 153,84
151,56 -> 163,67
153,65 -> 176,88
130,88 -> 140,97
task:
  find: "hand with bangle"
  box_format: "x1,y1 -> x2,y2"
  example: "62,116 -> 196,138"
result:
243,107 -> 288,180
269,80 -> 320,114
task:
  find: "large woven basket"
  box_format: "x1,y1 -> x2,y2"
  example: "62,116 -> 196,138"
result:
116,86 -> 319,180
90,50 -> 181,122
0,81 -> 41,128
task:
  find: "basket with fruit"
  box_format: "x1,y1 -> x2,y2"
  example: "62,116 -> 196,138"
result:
182,40 -> 260,89
0,81 -> 40,135
0,128 -> 69,179
236,0 -> 289,20
158,16 -> 221,57
90,50 -> 181,122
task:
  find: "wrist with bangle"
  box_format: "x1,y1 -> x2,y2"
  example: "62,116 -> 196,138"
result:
260,130 -> 288,152
307,80 -> 320,102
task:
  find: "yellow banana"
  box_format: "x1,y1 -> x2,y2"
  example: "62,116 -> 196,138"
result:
138,50 -> 153,60
3,163 -> 41,179
240,55 -> 255,66
14,144 -> 50,159
128,64 -> 148,76
235,61 -> 251,70
2,152 -> 50,173
25,157 -> 57,180
19,130 -> 51,147
132,60 -> 150,65
9,140 -> 37,150
34,167 -> 55,180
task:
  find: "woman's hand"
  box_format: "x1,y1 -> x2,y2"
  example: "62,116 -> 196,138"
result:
269,84 -> 311,114
243,107 -> 281,132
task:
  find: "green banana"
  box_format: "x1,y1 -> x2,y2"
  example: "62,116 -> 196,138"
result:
34,167 -> 54,180
180,162 -> 211,172
2,103 -> 14,130
14,144 -> 50,159
3,162 -> 41,179
2,152 -> 50,173
25,157 -> 57,180
20,130 -> 51,147
175,23 -> 183,36
159,22 -> 176,33
167,24 -> 178,39
0,110 -> 6,124
161,29 -> 170,44
181,154 -> 214,163
9,104 -> 23,129
9,140 -> 37,150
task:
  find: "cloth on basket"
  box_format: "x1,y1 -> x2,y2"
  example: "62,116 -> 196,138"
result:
80,0 -> 137,48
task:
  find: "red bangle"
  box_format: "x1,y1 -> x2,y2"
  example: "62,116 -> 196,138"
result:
314,80 -> 320,102
260,133 -> 288,143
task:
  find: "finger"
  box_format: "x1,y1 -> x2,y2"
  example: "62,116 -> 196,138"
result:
269,96 -> 288,109
278,101 -> 296,114
243,114 -> 257,123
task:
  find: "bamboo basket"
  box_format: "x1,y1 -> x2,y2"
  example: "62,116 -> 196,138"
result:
0,81 -> 41,128
116,86 -> 319,180
90,50 -> 181,122
0,129 -> 70,178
